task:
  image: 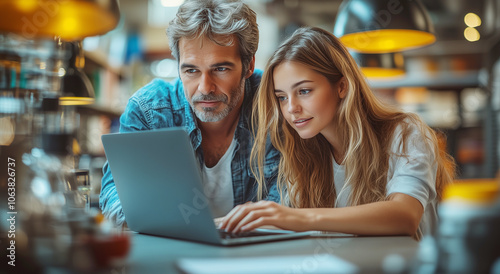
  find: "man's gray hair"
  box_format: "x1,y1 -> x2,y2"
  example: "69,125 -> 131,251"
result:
167,0 -> 258,76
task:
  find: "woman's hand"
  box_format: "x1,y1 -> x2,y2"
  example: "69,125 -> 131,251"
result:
219,194 -> 423,236
219,201 -> 310,233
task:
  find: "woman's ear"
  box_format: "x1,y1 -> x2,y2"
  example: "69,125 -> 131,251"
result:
338,77 -> 348,99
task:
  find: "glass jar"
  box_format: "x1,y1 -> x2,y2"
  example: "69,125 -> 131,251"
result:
435,179 -> 500,273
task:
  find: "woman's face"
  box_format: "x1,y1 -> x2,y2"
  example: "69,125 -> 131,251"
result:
273,61 -> 345,139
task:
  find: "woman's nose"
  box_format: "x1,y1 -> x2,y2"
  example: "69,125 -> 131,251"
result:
287,97 -> 301,114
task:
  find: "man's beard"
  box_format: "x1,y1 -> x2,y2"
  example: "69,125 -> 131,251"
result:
190,81 -> 244,122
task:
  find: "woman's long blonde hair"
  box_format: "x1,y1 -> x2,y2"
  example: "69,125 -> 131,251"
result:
251,27 -> 455,208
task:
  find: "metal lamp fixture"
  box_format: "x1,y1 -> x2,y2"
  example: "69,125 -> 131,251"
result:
0,0 -> 120,40
0,1 -> 119,104
60,41 -> 95,106
334,0 -> 435,53
351,51 -> 405,78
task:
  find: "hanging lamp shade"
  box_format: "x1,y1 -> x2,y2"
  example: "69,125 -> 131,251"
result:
334,0 -> 435,53
60,41 -> 95,106
351,51 -> 405,78
0,0 -> 120,40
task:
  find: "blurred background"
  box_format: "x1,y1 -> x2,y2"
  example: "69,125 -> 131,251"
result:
0,0 -> 499,271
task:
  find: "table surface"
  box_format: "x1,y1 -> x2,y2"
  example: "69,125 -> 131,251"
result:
109,232 -> 420,274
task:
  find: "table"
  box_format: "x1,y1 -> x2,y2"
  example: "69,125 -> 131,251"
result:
112,233 -> 419,274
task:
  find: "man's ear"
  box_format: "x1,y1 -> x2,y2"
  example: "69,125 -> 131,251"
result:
338,77 -> 348,99
245,56 -> 256,79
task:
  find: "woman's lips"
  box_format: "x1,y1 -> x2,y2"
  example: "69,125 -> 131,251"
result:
293,117 -> 313,127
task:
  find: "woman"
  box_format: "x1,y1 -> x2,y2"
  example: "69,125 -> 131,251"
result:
219,27 -> 455,239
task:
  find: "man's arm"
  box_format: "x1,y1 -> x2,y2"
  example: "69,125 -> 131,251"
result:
99,162 -> 126,226
261,138 -> 282,204
262,174 -> 281,203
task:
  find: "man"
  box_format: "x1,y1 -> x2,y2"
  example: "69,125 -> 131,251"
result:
99,0 -> 280,226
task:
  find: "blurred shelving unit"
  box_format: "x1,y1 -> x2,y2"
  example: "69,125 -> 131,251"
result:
77,49 -> 125,157
369,43 -> 498,179
69,29 -> 132,193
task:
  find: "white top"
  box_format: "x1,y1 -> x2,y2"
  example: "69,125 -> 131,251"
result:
334,121 -> 438,239
200,137 -> 236,218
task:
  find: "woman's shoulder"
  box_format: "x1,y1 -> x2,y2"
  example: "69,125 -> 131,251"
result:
392,115 -> 430,137
390,115 -> 436,154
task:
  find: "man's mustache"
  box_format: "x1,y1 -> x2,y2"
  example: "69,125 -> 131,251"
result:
192,93 -> 228,104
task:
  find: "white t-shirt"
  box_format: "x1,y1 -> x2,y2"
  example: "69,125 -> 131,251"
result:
200,137 -> 236,218
334,121 -> 438,239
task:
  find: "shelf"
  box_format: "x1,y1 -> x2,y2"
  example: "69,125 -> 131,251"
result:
84,50 -> 125,78
77,104 -> 123,118
369,71 -> 479,90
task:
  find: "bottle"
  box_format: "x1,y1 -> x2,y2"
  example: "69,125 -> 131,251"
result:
435,179 -> 500,273
22,97 -> 131,270
20,96 -> 82,267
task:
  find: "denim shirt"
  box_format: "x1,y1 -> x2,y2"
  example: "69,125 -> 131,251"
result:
99,70 -> 281,226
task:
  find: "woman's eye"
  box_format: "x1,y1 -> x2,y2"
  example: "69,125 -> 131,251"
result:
299,89 -> 311,95
276,96 -> 287,102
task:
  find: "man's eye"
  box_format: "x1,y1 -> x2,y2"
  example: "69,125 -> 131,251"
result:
215,67 -> 228,72
185,69 -> 197,74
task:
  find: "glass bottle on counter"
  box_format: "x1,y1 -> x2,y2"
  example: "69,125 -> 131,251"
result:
20,97 -> 131,271
434,179 -> 500,273
20,96 -> 86,267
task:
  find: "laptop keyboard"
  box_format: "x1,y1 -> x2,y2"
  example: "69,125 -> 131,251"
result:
218,229 -> 282,239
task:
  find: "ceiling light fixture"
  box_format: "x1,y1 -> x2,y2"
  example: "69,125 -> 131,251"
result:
334,0 -> 436,53
160,0 -> 185,8
464,13 -> 481,28
0,0 -> 120,40
60,41 -> 95,106
351,51 -> 405,78
464,27 -> 480,42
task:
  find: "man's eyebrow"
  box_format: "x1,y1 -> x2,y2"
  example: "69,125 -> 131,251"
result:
180,62 -> 236,70
274,80 -> 313,93
180,63 -> 197,70
211,61 -> 236,68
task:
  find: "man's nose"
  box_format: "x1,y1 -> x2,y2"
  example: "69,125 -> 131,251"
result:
198,73 -> 215,95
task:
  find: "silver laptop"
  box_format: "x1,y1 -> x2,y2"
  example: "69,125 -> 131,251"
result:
101,128 -> 310,245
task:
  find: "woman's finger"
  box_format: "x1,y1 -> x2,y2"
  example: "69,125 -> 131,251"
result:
232,209 -> 267,233
220,201 -> 276,232
222,203 -> 256,232
219,201 -> 252,229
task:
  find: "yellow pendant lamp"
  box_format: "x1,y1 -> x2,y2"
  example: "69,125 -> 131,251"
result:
334,0 -> 436,53
0,0 -> 120,40
351,51 -> 405,78
0,0 -> 120,105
